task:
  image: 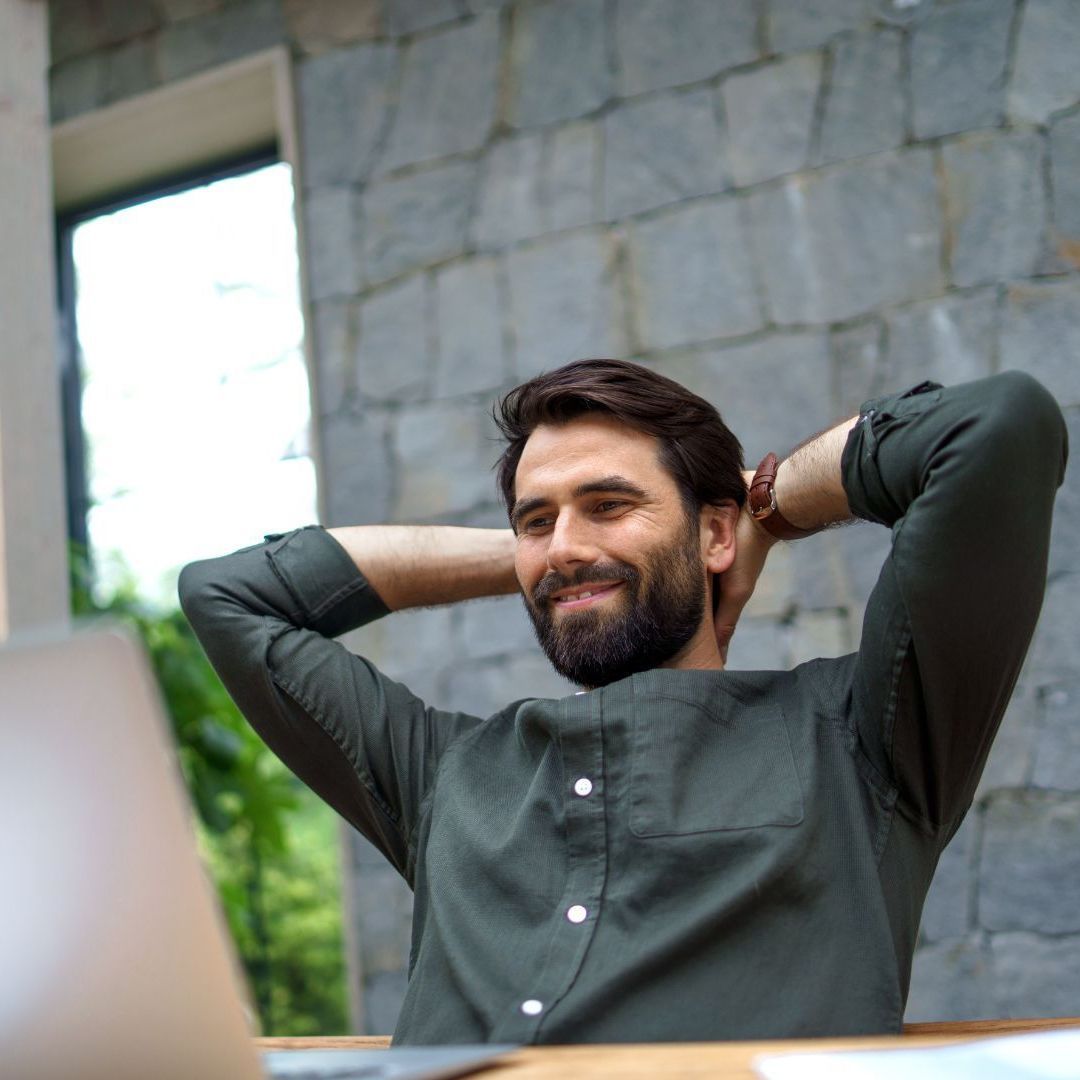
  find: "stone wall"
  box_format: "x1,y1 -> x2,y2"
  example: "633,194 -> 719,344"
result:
50,0 -> 1080,1034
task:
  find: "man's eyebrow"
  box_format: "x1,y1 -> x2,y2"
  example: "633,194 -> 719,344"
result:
511,476 -> 650,531
571,475 -> 649,500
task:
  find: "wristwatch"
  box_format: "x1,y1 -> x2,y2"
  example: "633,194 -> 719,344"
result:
747,452 -> 820,541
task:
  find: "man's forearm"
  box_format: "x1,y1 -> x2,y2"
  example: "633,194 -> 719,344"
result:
325,525 -> 518,611
772,416 -> 859,533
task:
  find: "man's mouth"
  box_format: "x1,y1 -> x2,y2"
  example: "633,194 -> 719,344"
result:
551,582 -> 624,610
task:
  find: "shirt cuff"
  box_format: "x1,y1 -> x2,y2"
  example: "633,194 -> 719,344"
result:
264,525 -> 391,637
840,380 -> 943,528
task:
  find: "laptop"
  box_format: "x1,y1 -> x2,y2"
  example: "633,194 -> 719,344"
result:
0,626 -> 516,1080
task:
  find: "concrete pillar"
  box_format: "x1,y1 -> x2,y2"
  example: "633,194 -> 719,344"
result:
0,0 -> 70,642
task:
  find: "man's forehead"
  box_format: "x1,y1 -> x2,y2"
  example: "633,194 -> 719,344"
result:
514,416 -> 665,494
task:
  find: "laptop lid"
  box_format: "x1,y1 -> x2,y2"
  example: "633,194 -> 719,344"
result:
0,626 -> 263,1080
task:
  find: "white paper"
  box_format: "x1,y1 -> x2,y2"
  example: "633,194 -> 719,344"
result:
753,1028 -> 1080,1080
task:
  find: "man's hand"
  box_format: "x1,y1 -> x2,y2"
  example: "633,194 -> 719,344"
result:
713,471 -> 778,664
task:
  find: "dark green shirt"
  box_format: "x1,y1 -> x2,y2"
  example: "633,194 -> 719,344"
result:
179,373 -> 1066,1045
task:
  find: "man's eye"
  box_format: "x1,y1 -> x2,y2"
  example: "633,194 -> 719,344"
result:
594,500 -> 625,514
524,515 -> 553,532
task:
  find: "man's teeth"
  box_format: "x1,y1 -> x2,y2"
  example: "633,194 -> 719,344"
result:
558,589 -> 599,602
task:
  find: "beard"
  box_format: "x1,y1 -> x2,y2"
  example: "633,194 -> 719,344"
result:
522,517 -> 707,689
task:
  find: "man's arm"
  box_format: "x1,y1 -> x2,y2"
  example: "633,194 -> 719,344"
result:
179,525 -> 516,878
719,373 -> 1068,830
325,525 -> 516,610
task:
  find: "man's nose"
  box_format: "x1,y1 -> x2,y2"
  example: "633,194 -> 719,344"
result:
546,512 -> 599,574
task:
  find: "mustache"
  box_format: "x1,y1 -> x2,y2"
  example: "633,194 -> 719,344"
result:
531,562 -> 638,606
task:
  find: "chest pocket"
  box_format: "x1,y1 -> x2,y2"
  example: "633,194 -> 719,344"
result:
629,694 -> 804,837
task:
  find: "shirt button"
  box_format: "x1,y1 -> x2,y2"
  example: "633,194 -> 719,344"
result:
567,904 -> 588,924
573,777 -> 593,797
520,999 -> 544,1016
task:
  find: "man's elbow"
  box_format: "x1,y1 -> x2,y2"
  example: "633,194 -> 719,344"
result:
176,558 -> 223,629
980,370 -> 1068,489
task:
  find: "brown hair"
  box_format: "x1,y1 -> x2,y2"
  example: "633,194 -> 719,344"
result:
493,358 -> 745,520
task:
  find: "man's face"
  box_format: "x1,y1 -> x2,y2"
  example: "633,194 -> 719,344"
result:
512,415 -> 712,688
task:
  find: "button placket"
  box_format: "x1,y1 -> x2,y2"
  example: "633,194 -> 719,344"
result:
496,690 -> 608,1043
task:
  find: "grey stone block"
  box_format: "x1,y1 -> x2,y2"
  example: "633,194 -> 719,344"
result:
724,616 -> 792,673
50,0 -> 161,65
49,52 -> 106,123
506,229 -> 629,379
473,134 -> 546,249
975,684 -> 1037,798
613,0 -> 759,97
1000,279 -> 1080,408
1031,682 -> 1080,791
547,121 -> 599,233
835,522 -> 892,617
628,199 -> 761,350
311,298 -> 360,416
788,609 -> 852,666
158,0 -> 285,82
379,15 -> 500,172
101,38 -> 159,107
394,403 -> 502,519
303,187 -> 364,302
910,0 -> 1013,140
904,936 -> 995,1022
767,0 -> 873,53
363,969 -> 408,1037
1050,111 -> 1080,247
345,604 -> 457,677
989,931 -> 1080,1019
1049,409 -> 1080,578
355,274 -> 431,402
649,331 -> 832,467
816,28 -> 904,166
384,0 -> 462,35
297,44 -> 397,187
920,812 -> 977,943
722,53 -> 822,187
319,410 -> 394,526
361,160 -> 476,286
443,652 -> 575,717
978,790 -> 1080,933
884,290 -> 998,392
284,0 -> 380,54
830,319 -> 885,419
156,0 -> 224,20
602,88 -> 728,220
942,132 -> 1047,288
509,0 -> 611,129
789,531 -> 861,611
1009,0 -> 1080,123
749,149 -> 944,324
434,257 -> 506,397
1024,573 -> 1080,685
460,595 -> 539,661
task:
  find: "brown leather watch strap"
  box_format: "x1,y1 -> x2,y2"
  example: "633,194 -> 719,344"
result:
748,452 -> 820,541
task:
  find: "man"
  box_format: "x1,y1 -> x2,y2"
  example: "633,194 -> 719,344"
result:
179,360 -> 1067,1044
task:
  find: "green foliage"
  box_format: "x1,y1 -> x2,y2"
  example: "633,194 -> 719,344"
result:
70,544 -> 348,1035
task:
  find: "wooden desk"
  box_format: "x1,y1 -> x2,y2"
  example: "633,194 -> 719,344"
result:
257,1016 -> 1080,1079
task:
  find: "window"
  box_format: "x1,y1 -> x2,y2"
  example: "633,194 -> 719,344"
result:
59,157 -> 316,603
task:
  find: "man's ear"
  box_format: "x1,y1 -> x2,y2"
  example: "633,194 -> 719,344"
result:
701,501 -> 738,576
